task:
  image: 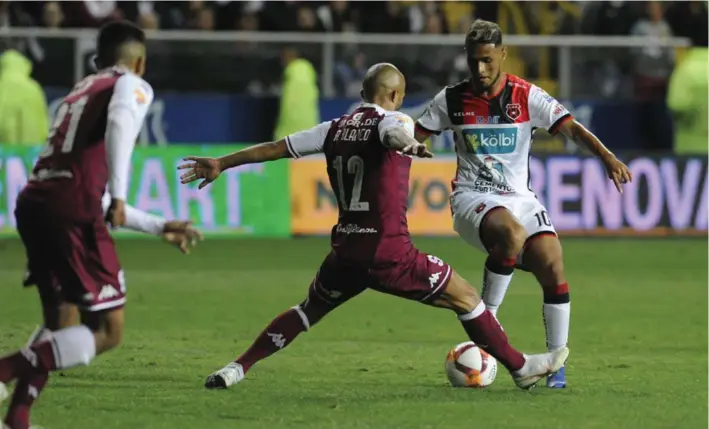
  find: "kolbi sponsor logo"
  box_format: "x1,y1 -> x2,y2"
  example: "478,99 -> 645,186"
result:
461,127 -> 518,155
335,223 -> 378,235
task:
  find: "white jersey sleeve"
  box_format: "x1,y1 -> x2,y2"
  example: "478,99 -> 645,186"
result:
101,191 -> 166,236
105,73 -> 154,201
415,89 -> 452,135
528,85 -> 572,135
378,111 -> 415,143
285,121 -> 332,158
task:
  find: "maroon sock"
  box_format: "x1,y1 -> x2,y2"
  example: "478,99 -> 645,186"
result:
0,341 -> 59,383
459,308 -> 526,372
236,308 -> 308,373
4,372 -> 49,429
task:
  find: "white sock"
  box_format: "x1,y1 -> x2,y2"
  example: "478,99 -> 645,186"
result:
50,325 -> 96,369
482,267 -> 514,319
543,303 -> 570,351
457,301 -> 486,321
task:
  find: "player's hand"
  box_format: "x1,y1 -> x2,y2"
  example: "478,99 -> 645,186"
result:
178,157 -> 222,189
402,142 -> 434,158
602,154 -> 632,193
161,220 -> 203,254
105,199 -> 127,228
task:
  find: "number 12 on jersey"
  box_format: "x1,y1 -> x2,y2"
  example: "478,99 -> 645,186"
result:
333,155 -> 370,212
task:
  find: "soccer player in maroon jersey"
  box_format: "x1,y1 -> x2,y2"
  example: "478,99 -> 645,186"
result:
413,20 -> 633,388
0,21 -> 199,429
178,63 -> 569,391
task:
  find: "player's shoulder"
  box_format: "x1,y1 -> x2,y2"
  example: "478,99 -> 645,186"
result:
114,72 -> 154,104
378,107 -> 413,128
441,79 -> 470,99
505,74 -> 535,97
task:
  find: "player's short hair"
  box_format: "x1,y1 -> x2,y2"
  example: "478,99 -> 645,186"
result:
465,19 -> 503,47
95,20 -> 146,68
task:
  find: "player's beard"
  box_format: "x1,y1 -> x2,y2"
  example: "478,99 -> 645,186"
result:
471,70 -> 502,94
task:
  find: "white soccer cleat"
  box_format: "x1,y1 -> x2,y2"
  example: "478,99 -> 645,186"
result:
512,347 -> 569,390
0,381 -> 8,404
204,362 -> 244,389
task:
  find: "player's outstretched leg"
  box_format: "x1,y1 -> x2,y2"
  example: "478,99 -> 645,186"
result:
477,208 -> 527,321
522,234 -> 570,388
432,270 -> 568,390
205,289 -> 341,389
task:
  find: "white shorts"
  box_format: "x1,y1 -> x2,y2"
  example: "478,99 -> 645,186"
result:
450,191 -> 557,258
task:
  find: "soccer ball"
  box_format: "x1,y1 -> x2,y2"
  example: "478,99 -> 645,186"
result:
445,341 -> 498,388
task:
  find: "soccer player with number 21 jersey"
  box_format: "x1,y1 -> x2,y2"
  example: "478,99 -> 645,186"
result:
0,21 -> 201,429
414,20 -> 633,388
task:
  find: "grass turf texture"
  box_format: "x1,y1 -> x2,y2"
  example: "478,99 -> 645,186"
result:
0,237 -> 706,429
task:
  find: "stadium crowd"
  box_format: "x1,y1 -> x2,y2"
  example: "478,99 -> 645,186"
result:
0,1 -> 706,95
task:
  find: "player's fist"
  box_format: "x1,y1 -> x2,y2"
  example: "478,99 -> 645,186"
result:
161,220 -> 203,254
602,154 -> 632,194
105,199 -> 127,228
178,157 -> 222,189
402,142 -> 434,158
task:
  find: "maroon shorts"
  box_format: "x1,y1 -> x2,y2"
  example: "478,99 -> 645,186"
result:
15,198 -> 125,312
308,249 -> 453,307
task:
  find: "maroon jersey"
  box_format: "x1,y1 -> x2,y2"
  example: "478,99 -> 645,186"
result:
21,68 -> 152,221
285,103 -> 417,265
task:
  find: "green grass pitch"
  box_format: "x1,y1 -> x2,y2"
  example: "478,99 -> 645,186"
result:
0,237 -> 706,429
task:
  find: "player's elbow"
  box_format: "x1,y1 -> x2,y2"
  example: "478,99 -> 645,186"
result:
267,140 -> 290,160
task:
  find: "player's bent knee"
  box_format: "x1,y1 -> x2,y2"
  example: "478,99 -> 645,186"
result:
299,295 -> 335,328
499,222 -> 527,255
82,308 -> 125,354
436,271 -> 481,315
538,259 -> 566,288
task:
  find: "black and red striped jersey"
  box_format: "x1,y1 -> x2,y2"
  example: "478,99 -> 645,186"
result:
416,74 -> 573,196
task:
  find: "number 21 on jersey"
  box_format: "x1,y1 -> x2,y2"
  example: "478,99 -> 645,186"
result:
332,155 -> 369,212
39,96 -> 89,158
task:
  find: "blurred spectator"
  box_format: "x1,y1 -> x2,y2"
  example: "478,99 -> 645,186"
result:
64,1 -> 123,27
42,1 -> 64,28
296,6 -> 325,32
423,12 -> 447,34
317,1 -> 358,32
138,10 -> 159,30
629,1 -> 675,150
239,12 -> 259,31
335,51 -> 367,97
630,1 -> 674,95
273,47 -> 319,140
194,6 -> 215,31
667,33 -> 708,154
0,49 -> 49,145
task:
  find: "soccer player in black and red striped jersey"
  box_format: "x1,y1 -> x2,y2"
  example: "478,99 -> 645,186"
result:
414,19 -> 632,388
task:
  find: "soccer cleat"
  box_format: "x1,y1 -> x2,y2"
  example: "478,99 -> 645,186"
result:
546,365 -> 567,388
511,347 -> 569,390
0,381 -> 8,404
204,362 -> 244,389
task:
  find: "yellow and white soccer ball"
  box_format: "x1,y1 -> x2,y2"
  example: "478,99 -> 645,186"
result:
445,341 -> 498,388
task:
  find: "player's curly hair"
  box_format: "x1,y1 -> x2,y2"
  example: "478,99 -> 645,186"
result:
465,19 -> 503,48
